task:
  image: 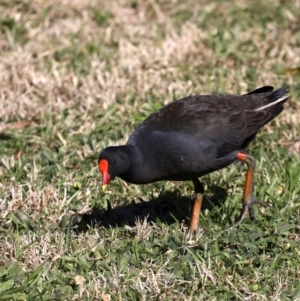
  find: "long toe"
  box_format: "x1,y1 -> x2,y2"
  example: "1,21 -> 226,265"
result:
232,197 -> 270,229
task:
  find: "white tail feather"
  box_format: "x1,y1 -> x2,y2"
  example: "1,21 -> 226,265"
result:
255,95 -> 289,111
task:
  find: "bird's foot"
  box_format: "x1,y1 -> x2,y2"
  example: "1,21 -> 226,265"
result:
227,196 -> 270,231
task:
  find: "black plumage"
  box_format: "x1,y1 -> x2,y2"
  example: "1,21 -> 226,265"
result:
98,86 -> 289,231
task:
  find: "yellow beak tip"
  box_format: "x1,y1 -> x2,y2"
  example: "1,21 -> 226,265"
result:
102,184 -> 107,192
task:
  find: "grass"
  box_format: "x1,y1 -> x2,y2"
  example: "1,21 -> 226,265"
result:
0,0 -> 300,300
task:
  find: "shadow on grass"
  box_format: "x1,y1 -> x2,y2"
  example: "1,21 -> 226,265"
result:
66,185 -> 228,232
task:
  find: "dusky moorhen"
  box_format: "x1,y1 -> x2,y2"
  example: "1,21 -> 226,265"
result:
98,86 -> 289,231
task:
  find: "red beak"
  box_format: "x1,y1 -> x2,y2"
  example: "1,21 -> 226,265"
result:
98,159 -> 110,191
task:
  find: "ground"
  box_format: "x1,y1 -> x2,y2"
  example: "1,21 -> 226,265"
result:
0,0 -> 300,300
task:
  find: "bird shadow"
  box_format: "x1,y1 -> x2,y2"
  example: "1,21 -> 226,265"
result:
65,185 -> 228,232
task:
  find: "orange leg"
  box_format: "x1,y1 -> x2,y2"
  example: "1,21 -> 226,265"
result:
235,152 -> 269,226
189,179 -> 204,232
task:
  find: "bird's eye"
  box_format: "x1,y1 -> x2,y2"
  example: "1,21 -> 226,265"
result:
111,160 -> 116,166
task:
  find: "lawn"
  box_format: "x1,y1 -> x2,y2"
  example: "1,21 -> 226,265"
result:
0,0 -> 300,300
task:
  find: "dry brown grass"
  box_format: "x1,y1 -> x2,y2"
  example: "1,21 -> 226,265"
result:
1,0 -> 299,120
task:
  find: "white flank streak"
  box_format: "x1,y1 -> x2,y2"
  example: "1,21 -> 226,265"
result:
255,95 -> 289,111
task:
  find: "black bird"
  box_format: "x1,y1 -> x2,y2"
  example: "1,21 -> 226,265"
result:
98,86 -> 289,231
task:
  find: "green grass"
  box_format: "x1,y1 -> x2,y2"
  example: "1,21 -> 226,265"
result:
0,0 -> 300,300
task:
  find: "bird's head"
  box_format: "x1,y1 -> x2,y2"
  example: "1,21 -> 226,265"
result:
98,146 -> 131,191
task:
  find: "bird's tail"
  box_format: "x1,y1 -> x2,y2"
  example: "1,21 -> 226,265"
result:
255,86 -> 289,111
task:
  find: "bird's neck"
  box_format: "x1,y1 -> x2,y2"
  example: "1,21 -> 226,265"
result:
118,145 -> 145,184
